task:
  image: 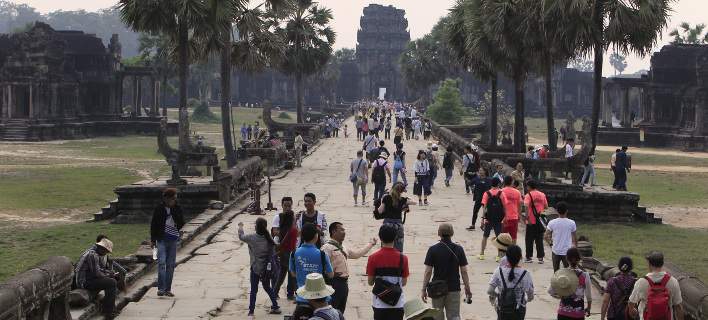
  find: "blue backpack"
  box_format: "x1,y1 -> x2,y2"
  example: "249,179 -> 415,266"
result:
393,152 -> 404,170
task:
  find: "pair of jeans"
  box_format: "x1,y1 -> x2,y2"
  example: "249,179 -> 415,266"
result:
580,165 -> 594,185
85,276 -> 117,315
385,129 -> 391,139
392,167 -> 407,186
273,250 -> 296,298
330,277 -> 349,312
430,167 -> 437,187
432,291 -> 461,320
525,223 -> 545,259
249,269 -> 279,314
552,253 -> 569,272
157,239 -> 178,293
615,167 -> 628,190
374,182 -> 387,201
373,307 -> 404,320
445,167 -> 453,184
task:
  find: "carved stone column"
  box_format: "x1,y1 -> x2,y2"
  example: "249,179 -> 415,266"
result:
151,77 -> 158,116
29,83 -> 34,119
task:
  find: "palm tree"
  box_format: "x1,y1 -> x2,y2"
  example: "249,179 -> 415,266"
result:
119,0 -> 207,152
447,0 -> 501,148
278,0 -> 336,123
580,0 -> 671,152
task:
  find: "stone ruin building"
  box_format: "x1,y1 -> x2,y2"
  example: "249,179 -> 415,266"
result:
0,22 -> 171,141
598,44 -> 708,151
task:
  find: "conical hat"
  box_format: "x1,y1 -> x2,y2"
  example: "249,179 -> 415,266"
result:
403,298 -> 439,320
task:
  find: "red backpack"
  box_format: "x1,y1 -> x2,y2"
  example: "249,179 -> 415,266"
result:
644,274 -> 672,320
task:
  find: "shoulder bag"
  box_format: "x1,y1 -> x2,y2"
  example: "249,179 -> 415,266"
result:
426,242 -> 460,298
350,159 -> 363,183
528,193 -> 548,230
372,254 -> 404,306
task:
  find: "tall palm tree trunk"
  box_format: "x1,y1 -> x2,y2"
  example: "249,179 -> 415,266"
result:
221,32 -> 236,168
296,73 -> 304,123
161,74 -> 168,116
513,71 -> 526,153
545,63 -> 556,150
590,0 -> 604,153
489,76 -> 498,147
178,21 -> 191,152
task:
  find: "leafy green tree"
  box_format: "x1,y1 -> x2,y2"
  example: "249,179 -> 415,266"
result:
426,79 -> 466,125
277,0 -> 336,123
609,52 -> 627,75
670,22 -> 708,45
119,0 -> 208,152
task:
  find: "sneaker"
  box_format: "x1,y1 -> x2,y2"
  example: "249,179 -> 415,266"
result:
478,254 -> 485,260
525,258 -> 533,264
423,199 -> 429,206
269,307 -> 282,315
538,258 -> 544,264
353,202 -> 358,207
164,291 -> 175,297
495,256 -> 500,263
286,295 -> 296,301
157,291 -> 165,297
247,314 -> 255,320
466,225 -> 476,231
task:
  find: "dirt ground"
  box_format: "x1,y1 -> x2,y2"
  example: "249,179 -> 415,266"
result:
651,206 -> 708,229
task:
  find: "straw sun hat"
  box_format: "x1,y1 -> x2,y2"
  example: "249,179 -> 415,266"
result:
491,233 -> 514,251
550,269 -> 579,298
403,298 -> 439,320
96,238 -> 113,253
296,273 -> 335,300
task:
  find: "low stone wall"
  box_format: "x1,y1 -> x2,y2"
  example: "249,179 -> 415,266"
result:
241,144 -> 288,176
0,118 -> 179,141
597,127 -> 641,147
0,256 -> 73,320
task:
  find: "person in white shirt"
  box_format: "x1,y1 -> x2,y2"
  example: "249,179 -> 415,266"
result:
564,138 -> 575,179
544,202 -> 577,272
413,150 -> 432,206
293,132 -> 304,167
363,131 -> 379,163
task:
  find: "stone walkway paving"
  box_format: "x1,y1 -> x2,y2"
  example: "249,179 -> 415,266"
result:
116,119 -> 601,319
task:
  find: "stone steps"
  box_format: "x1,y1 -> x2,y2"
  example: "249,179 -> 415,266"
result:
634,206 -> 662,224
93,199 -> 119,221
1,120 -> 30,141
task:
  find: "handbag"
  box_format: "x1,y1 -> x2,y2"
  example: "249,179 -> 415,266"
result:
528,193 -> 548,231
350,159 -> 363,183
372,254 -> 404,306
426,241 -> 460,298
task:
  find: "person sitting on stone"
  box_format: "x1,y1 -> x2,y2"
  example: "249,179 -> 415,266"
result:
92,234 -> 127,291
74,238 -> 119,319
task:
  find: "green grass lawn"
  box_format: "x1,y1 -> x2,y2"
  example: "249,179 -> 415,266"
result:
0,222 -> 149,282
579,223 -> 708,281
59,136 -> 174,161
593,170 -> 708,207
0,167 -> 140,211
594,150 -> 708,168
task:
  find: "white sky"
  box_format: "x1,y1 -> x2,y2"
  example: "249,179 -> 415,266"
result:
15,0 -> 708,76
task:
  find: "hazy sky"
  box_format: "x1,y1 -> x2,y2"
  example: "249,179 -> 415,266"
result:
17,0 -> 708,76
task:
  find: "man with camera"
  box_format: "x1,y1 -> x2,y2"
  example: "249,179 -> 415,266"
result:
421,223 -> 473,320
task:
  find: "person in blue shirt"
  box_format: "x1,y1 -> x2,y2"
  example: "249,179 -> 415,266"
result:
467,168 -> 494,231
289,223 -> 334,320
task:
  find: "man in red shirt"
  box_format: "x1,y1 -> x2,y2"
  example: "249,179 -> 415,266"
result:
501,176 -> 522,243
366,224 -> 410,320
479,179 -> 507,261
523,180 -> 548,264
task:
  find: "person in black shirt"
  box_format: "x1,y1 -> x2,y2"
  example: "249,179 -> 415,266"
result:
421,223 -> 472,319
467,168 -> 493,231
376,182 -> 413,252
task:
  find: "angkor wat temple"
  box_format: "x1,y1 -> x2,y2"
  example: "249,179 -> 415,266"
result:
0,23 -> 170,141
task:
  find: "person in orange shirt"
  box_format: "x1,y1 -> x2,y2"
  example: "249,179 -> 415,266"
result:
523,180 -> 548,264
501,176 -> 522,244
479,179 -> 507,261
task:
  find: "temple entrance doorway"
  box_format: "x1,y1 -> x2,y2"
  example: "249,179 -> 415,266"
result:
11,85 -> 30,118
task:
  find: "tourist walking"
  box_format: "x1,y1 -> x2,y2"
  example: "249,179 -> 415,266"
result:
487,245 -> 535,320
544,202 -> 578,272
392,144 -> 408,186
549,248 -> 592,320
564,138 -> 575,179
615,146 -> 630,191
460,146 -> 479,194
501,176 -> 522,243
356,117 -> 363,140
321,222 -> 377,312
479,178 -> 507,261
492,163 -> 505,185
404,116 -> 413,140
150,188 -> 185,297
289,223 -> 334,320
467,168 -> 492,231
628,251 -> 684,320
363,131 -> 379,163
241,123 -> 248,141
372,152 -> 392,201
611,148 -> 619,189
442,147 -> 455,187
74,238 -> 119,319
413,150 -> 432,206
523,180 -> 548,264
367,224 -> 411,320
423,120 -> 432,140
511,162 -> 525,194
491,233 -> 514,267
296,193 -> 328,248
600,257 -> 637,320
294,132 -> 304,167
421,223 -> 473,320
271,197 -> 298,300
428,144 -> 440,188
362,117 -> 370,138
297,274 -> 344,320
385,117 -> 392,140
350,150 -> 369,206
394,125 -> 404,146
376,182 -> 412,252
238,218 -> 281,319
580,152 -> 596,187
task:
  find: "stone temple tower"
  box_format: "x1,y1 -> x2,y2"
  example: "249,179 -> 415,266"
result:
356,4 -> 410,101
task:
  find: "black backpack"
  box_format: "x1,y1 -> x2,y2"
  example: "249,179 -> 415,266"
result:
485,190 -> 505,223
443,153 -> 453,169
372,160 -> 387,184
497,268 -> 527,318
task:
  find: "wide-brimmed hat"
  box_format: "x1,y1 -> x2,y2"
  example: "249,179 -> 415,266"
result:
491,233 -> 513,251
96,238 -> 113,253
470,144 -> 479,151
551,268 -> 579,298
404,298 -> 439,320
379,152 -> 389,159
296,273 -> 335,300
